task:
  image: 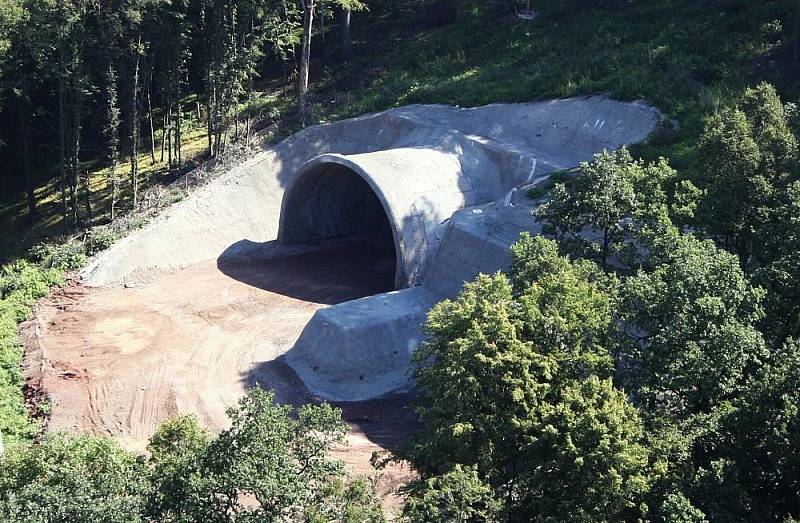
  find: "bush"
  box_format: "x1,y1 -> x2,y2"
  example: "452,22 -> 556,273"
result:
0,261 -> 62,303
0,388 -> 385,522
403,465 -> 502,522
0,434 -> 148,523
0,261 -> 63,444
84,227 -> 118,256
29,241 -> 87,271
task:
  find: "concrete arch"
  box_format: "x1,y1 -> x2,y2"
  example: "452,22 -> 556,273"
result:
279,150 -> 472,288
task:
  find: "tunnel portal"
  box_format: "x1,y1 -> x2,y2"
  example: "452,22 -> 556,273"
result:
279,159 -> 403,288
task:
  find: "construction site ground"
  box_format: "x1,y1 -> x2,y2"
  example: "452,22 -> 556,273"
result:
22,241 -> 416,512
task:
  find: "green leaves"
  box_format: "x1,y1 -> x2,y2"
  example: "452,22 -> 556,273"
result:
1,387 -> 384,522
0,260 -> 63,445
513,376 -> 650,522
695,82 -> 799,267
146,387 -> 373,522
402,465 -> 502,523
718,338 -> 800,517
0,434 -> 149,523
536,148 -> 675,269
406,236 -> 649,520
617,232 -> 766,420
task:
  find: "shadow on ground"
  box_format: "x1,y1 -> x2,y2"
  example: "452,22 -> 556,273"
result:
245,358 -> 419,450
216,239 -> 395,305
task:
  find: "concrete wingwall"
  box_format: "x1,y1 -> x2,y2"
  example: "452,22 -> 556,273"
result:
82,96 -> 663,287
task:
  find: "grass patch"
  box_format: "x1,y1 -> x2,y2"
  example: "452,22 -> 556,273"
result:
308,1 -> 796,172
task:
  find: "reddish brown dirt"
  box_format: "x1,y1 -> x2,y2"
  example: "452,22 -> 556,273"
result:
22,242 -> 416,514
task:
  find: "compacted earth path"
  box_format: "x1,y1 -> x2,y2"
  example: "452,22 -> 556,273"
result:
22,241 -> 416,510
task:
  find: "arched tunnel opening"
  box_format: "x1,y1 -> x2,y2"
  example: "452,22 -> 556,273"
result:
278,160 -> 401,299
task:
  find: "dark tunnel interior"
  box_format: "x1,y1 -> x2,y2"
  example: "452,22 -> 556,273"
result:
281,163 -> 394,245
279,162 -> 399,290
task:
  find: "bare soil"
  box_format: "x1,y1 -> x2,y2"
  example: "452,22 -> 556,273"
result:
22,242 -> 416,513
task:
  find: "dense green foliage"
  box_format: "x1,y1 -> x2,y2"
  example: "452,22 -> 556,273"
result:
0,435 -> 149,522
536,148 -> 674,268
0,260 -> 62,445
617,232 -> 767,420
695,83 -> 798,267
0,0 -> 359,250
404,86 -> 800,520
404,236 -> 651,521
402,464 -> 502,522
0,387 -> 384,522
720,339 -> 800,517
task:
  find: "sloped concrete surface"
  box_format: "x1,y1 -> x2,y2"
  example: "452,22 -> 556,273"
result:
83,96 -> 661,287
79,96 -> 663,401
284,287 -> 440,401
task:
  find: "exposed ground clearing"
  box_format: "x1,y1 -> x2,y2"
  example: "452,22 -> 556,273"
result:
22,242 -> 414,509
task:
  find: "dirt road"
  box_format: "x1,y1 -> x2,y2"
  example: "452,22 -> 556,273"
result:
22,242 -> 416,511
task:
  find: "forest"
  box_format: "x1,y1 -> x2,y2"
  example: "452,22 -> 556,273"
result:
1,0 -> 800,521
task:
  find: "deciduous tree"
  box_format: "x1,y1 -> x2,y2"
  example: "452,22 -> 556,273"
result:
405,236 -> 651,520
616,232 -> 767,419
537,148 -> 673,269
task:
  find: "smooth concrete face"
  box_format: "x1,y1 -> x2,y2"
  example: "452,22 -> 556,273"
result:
280,151 -> 470,288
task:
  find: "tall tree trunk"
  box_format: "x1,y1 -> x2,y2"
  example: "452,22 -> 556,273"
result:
17,96 -> 37,222
245,115 -> 251,147
166,105 -> 173,166
147,70 -> 156,164
130,34 -> 142,210
298,0 -> 315,120
167,119 -> 173,169
161,107 -> 168,163
82,170 -> 92,223
104,63 -> 120,222
340,8 -> 352,61
58,50 -> 68,231
167,107 -> 173,166
70,82 -> 83,229
206,69 -> 214,157
793,0 -> 800,67
212,81 -> 221,156
176,102 -> 182,165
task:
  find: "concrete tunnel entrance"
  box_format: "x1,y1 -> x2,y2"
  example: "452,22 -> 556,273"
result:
279,159 -> 402,290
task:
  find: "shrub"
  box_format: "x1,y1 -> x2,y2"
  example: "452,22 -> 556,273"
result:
0,434 -> 148,523
84,227 -> 118,256
145,387 -> 385,522
0,261 -> 62,303
0,261 -> 63,444
403,465 -> 502,522
1,388 -> 385,522
29,241 -> 87,271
